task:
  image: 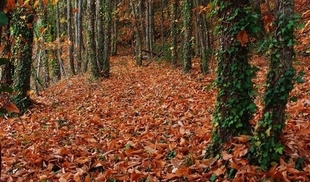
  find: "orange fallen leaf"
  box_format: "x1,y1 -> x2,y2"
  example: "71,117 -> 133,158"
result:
236,30 -> 248,47
5,102 -> 20,113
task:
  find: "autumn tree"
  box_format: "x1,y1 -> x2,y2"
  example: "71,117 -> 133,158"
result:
194,0 -> 211,74
209,0 -> 258,153
87,0 -> 99,78
102,0 -> 112,78
130,0 -> 143,66
170,0 -> 179,66
251,0 -> 297,169
11,2 -> 35,111
181,0 -> 193,73
67,0 -> 75,75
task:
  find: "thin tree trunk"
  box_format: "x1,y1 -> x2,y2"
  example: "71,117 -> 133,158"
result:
96,0 -> 104,71
111,0 -> 118,56
87,0 -> 99,78
39,0 -> 50,87
54,1 -> 62,81
170,0 -> 179,66
182,0 -> 193,73
253,0 -> 295,169
75,0 -> 83,73
67,0 -> 75,75
102,0 -> 112,78
130,0 -> 142,66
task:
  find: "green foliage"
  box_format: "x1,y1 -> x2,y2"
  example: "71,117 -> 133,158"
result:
250,2 -> 298,170
209,0 -> 259,153
0,11 -> 8,26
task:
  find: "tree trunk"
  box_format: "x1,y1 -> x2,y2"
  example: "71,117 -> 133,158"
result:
75,0 -> 83,73
96,0 -> 104,71
67,0 -> 75,75
12,7 -> 34,111
209,0 -> 257,154
182,0 -> 193,73
39,0 -> 50,88
195,0 -> 211,74
54,1 -> 62,81
102,0 -> 112,78
130,0 -> 142,66
170,0 -> 179,66
252,0 -> 295,169
87,0 -> 99,78
145,0 -> 154,60
111,0 -> 118,56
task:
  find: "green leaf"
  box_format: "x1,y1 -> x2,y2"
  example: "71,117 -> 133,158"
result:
210,174 -> 217,182
0,58 -> 9,66
290,96 -> 298,102
0,12 -> 8,26
0,86 -> 14,93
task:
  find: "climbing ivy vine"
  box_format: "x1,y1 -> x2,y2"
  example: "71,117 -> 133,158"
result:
209,0 -> 260,153
250,0 -> 299,170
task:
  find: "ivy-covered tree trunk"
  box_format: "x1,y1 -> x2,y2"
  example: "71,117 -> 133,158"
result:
12,7 -> 34,111
181,0 -> 193,73
252,0 -> 296,169
209,0 -> 258,153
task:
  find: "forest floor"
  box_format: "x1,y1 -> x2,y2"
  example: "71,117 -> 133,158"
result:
0,53 -> 310,181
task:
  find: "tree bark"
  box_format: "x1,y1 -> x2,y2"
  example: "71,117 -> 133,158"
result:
67,0 -> 75,75
87,0 -> 99,78
182,0 -> 193,73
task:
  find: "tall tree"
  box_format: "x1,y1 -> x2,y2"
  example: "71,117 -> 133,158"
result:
12,5 -> 35,111
252,0 -> 296,169
96,0 -> 104,71
111,0 -> 118,56
130,0 -> 143,66
209,0 -> 258,153
67,0 -> 75,75
87,0 -> 99,78
102,0 -> 112,78
74,0 -> 83,73
38,0 -> 50,88
194,0 -> 211,74
170,0 -> 179,66
181,0 -> 193,73
54,1 -> 63,81
145,0 -> 154,59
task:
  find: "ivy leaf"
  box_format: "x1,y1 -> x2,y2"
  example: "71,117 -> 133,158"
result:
0,86 -> 13,93
0,12 -> 8,26
0,58 -> 9,66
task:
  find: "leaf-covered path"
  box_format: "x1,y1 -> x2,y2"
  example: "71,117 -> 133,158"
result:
1,56 -> 310,181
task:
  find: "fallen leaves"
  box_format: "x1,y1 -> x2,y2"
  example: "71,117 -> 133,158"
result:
1,55 -> 310,181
